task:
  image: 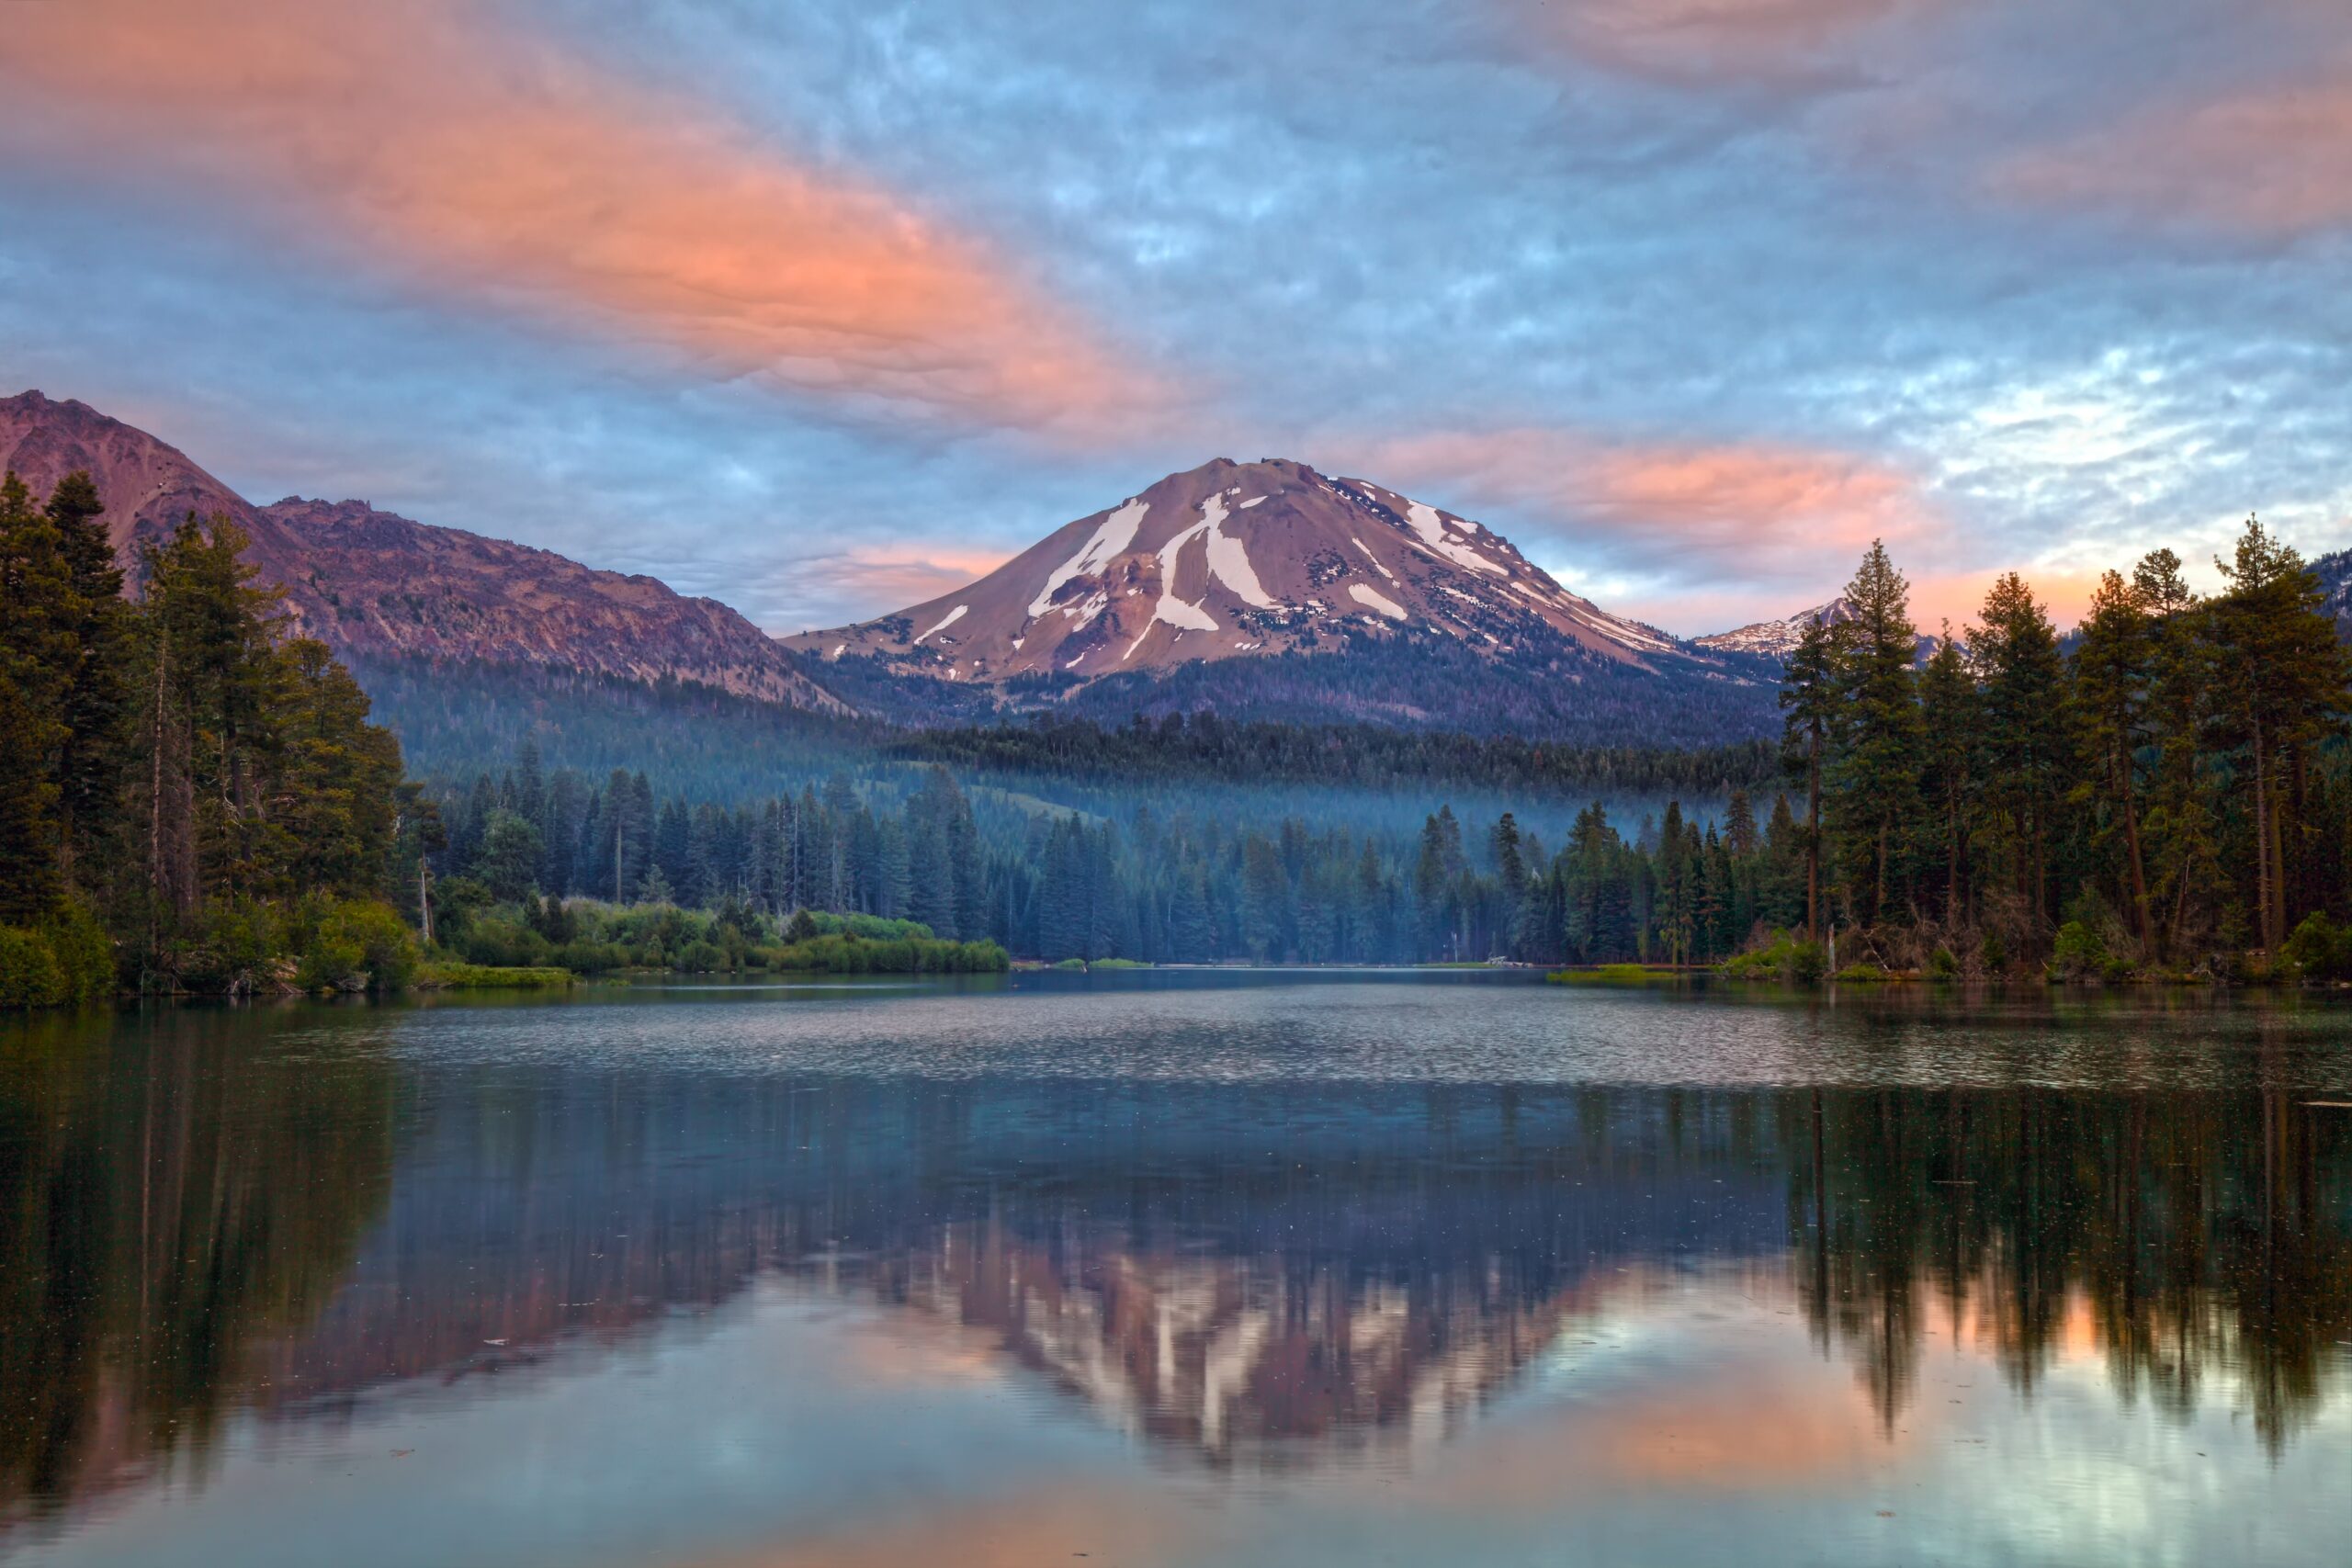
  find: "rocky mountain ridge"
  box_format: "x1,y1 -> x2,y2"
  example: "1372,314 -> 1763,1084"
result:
788,456 -> 1706,683
0,390 -> 846,712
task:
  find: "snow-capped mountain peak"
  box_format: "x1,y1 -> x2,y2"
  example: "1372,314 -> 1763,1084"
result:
786,457 -> 1689,683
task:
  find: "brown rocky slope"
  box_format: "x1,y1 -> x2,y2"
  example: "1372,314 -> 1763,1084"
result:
0,390 -> 845,712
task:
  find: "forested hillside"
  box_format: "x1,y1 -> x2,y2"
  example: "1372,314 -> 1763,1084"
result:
1771,522 -> 2352,978
0,472 -> 424,1000
424,742 -> 1801,968
13,449 -> 2352,987
416,517 -> 2352,980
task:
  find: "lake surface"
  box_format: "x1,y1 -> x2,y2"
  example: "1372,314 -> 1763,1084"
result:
4,973 -> 2348,1567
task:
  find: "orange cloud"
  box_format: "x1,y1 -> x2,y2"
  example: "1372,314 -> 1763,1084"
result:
1414,1369 -> 1905,1510
1358,425 -> 1931,567
670,1483 -> 1192,1568
1907,566 -> 2102,639
1994,70 -> 2352,238
1498,0 -> 1931,89
0,0 -> 1144,433
767,543 -> 1013,629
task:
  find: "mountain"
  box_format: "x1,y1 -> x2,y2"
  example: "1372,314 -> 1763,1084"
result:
1692,599 -> 1850,660
0,390 -> 846,712
2316,549 -> 2352,641
2,398 -> 1786,753
1696,595 -> 1943,665
791,457 -> 1682,679
786,457 -> 1778,742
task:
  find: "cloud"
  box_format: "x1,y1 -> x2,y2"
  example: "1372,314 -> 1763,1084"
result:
1993,67 -> 2352,239
672,1482 -> 1191,1568
1907,566 -> 2104,640
0,0 -> 1147,434
754,542 -> 1016,632
1496,0 -> 1935,93
1352,426 -> 1934,583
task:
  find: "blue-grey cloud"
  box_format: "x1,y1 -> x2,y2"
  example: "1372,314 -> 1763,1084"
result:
3,0 -> 2347,639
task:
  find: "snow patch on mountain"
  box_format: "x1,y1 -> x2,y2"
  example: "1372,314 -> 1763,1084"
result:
1406,501 -> 1508,578
1030,497 -> 1148,618
1200,494 -> 1278,608
912,604 -> 968,644
1349,582 -> 1408,620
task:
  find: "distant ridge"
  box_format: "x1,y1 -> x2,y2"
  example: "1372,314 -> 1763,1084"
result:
0,390 -> 847,712
1696,595 -> 1942,664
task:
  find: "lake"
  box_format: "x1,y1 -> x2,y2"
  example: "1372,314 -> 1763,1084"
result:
3,973 -> 2348,1567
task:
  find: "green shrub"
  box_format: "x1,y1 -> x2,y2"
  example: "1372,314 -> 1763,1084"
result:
296,922 -> 364,993
429,874 -> 492,942
454,916 -> 555,970
416,962 -> 573,989
2282,912 -> 2348,981
176,900 -> 286,996
1052,956 -> 1089,971
771,934 -> 1010,975
0,928 -> 68,1009
39,903 -> 117,1002
1928,946 -> 1960,979
556,939 -> 628,974
1833,962 -> 1894,983
2049,919 -> 2131,983
1720,931 -> 1824,986
298,899 -> 419,991
675,939 -> 728,973
1549,962 -> 1669,986
813,911 -> 934,941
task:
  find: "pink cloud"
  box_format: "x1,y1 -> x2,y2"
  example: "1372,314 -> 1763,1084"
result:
1993,68 -> 2352,238
766,543 -> 1016,631
1908,566 -> 2102,641
1352,425 -> 1934,572
0,1 -> 1150,434
1496,0 -> 1933,90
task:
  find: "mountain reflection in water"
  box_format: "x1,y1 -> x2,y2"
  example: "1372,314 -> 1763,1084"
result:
1,982 -> 2348,1558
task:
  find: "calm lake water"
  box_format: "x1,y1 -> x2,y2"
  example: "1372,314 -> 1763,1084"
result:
3,973 -> 2348,1567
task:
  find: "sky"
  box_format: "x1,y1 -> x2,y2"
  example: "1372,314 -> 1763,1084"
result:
3,0 -> 2349,639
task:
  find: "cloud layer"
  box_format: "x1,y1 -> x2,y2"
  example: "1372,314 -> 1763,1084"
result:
0,0 -> 1141,434
3,0 -> 2348,637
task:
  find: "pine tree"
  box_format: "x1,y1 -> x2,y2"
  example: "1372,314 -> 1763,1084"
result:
1971,572 -> 2072,948
1917,632 -> 1978,930
1824,541 -> 1923,927
0,474 -> 68,920
1780,615 -> 1837,942
2207,517 -> 2351,951
42,472 -> 128,890
2071,571 -> 2155,945
1724,789 -> 1758,858
2132,549 -> 2218,958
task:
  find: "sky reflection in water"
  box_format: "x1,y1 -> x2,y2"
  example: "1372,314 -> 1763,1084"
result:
2,975 -> 2347,1567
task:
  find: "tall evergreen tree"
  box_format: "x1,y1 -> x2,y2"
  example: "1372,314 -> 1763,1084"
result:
1780,615 -> 1837,942
2071,570 -> 2156,944
1917,632 -> 1979,930
1970,572 -> 2072,947
1824,542 -> 1924,927
2206,517 -> 2351,951
2132,549 -> 2218,958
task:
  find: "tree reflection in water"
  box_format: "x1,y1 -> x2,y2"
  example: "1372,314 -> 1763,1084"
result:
0,1009 -> 394,1524
0,1003 -> 2346,1530
1793,1083 -> 2350,1451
